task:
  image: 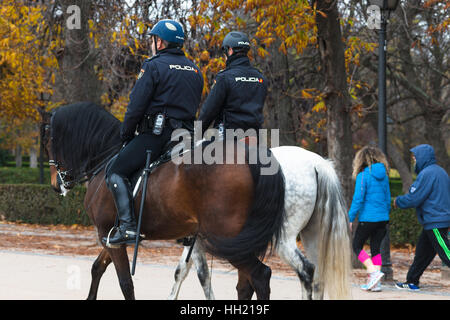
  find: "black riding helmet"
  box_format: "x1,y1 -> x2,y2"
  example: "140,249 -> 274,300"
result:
221,31 -> 250,57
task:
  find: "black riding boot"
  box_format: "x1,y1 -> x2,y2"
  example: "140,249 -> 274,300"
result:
102,173 -> 138,246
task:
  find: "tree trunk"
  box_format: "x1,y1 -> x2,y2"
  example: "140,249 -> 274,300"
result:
387,139 -> 413,193
264,41 -> 298,145
29,147 -> 38,168
314,0 -> 354,203
314,0 -> 357,268
15,145 -> 22,168
53,1 -> 102,105
424,115 -> 450,174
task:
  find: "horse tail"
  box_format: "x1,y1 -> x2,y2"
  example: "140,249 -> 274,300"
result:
313,159 -> 352,299
205,148 -> 286,265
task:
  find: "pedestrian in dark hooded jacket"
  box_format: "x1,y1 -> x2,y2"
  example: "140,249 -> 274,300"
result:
394,144 -> 450,291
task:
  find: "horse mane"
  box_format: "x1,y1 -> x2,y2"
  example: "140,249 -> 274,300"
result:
51,102 -> 122,178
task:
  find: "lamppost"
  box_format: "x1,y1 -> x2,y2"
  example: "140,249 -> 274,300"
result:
368,0 -> 400,281
368,0 -> 399,154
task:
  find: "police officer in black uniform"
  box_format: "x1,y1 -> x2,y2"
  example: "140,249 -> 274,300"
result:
198,31 -> 267,136
103,20 -> 203,246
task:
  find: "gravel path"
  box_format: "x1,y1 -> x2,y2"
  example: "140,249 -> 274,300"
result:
0,221 -> 448,300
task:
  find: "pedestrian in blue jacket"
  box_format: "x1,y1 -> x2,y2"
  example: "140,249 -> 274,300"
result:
394,144 -> 450,291
348,146 -> 391,292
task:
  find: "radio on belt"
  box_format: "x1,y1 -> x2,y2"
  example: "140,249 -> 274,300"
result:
153,113 -> 165,135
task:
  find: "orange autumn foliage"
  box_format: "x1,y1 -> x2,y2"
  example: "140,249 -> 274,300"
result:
0,0 -> 57,122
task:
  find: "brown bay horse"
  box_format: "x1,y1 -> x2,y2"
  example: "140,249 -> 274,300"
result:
40,102 -> 285,300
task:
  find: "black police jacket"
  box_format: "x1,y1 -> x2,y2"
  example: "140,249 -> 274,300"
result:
121,47 -> 204,142
198,54 -> 267,133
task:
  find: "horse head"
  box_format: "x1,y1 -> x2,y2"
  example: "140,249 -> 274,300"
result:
39,108 -> 75,195
40,102 -> 122,195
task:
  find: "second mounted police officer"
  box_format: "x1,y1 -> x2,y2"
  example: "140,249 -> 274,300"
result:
198,31 -> 268,137
103,19 -> 204,246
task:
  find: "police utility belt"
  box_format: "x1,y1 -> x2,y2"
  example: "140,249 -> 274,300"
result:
137,113 -> 191,135
137,113 -> 166,135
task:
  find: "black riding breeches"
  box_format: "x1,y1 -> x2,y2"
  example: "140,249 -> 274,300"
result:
106,126 -> 173,179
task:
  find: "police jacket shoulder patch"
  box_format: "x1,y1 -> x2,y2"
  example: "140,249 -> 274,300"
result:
145,53 -> 160,63
137,68 -> 145,79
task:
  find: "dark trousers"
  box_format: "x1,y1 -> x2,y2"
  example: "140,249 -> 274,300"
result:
107,126 -> 173,179
406,227 -> 450,286
353,221 -> 388,257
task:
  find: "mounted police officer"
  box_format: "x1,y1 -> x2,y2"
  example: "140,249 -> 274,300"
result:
103,20 -> 203,246
198,31 -> 267,138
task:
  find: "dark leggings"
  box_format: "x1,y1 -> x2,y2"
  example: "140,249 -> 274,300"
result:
353,221 -> 388,258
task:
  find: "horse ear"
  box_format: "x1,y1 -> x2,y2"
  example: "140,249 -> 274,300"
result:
37,107 -> 51,123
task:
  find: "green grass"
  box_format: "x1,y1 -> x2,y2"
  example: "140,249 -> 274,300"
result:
4,161 -> 32,167
3,161 -> 49,168
0,167 -> 51,184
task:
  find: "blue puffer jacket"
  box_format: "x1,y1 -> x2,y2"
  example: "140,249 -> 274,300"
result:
348,163 -> 391,223
395,144 -> 450,230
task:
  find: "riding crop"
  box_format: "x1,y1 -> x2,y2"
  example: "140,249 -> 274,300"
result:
131,150 -> 152,276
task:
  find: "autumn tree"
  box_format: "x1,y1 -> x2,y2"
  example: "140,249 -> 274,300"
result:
0,0 -> 57,121
75,0 -> 355,198
3,0 -> 444,190
0,0 -> 58,167
341,0 -> 449,185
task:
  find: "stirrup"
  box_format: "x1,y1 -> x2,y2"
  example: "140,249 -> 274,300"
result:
104,226 -> 121,248
104,227 -> 145,248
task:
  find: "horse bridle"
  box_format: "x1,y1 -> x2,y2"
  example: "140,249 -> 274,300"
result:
44,115 -> 74,190
48,159 -> 73,189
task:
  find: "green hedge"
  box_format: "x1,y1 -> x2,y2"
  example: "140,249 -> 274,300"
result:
389,178 -> 403,197
389,207 -> 422,246
0,184 -> 424,244
0,184 -> 91,226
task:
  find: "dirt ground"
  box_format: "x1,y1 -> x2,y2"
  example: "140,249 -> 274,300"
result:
0,221 -> 448,298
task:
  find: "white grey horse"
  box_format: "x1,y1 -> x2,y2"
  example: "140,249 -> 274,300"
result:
168,146 -> 353,300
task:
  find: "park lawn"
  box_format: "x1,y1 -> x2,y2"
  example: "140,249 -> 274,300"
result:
0,167 -> 51,184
